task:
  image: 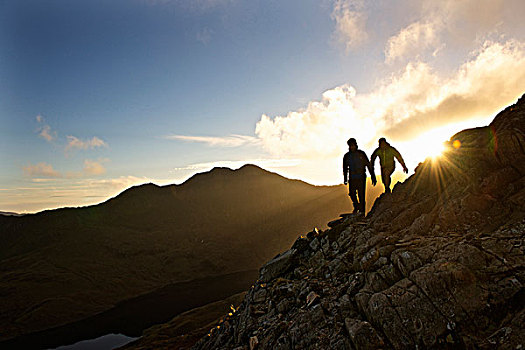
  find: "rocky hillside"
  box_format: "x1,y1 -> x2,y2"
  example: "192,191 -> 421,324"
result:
0,165 -> 349,345
192,95 -> 525,349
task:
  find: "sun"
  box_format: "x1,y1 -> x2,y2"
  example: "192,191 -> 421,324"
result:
402,130 -> 447,164
425,137 -> 446,159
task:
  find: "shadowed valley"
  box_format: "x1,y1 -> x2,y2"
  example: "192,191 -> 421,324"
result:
0,164 -> 350,348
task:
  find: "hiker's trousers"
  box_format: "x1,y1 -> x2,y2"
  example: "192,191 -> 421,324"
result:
381,165 -> 395,193
348,177 -> 366,212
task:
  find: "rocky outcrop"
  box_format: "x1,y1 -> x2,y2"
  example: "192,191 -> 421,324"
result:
192,95 -> 525,349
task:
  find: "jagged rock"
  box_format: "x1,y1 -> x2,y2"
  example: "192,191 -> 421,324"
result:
359,247 -> 379,271
291,236 -> 310,254
309,237 -> 320,251
191,96 -> 525,350
249,336 -> 258,350
306,291 -> 320,307
327,218 -> 344,227
309,304 -> 324,323
259,249 -> 296,283
391,249 -> 422,277
344,318 -> 385,349
306,227 -> 320,239
252,288 -> 267,304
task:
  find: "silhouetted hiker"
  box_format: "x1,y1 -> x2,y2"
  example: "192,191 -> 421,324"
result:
371,137 -> 408,194
343,138 -> 376,214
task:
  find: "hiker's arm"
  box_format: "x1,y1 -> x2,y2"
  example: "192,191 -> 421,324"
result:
343,155 -> 348,184
370,149 -> 378,171
364,153 -> 377,185
393,148 -> 408,173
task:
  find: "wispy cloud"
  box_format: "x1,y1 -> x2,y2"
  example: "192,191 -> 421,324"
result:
172,158 -> 301,171
165,134 -> 260,147
23,162 -> 62,178
65,136 -> 108,152
331,0 -> 368,51
36,115 -> 57,142
82,159 -> 108,176
23,158 -> 110,179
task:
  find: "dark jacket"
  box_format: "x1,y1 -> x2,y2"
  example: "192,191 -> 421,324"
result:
371,144 -> 406,170
343,150 -> 375,182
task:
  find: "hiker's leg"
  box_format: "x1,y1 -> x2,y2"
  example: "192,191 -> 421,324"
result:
385,167 -> 394,193
357,177 -> 366,213
382,166 -> 394,193
349,180 -> 359,212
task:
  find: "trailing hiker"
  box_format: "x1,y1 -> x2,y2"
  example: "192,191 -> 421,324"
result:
343,138 -> 376,215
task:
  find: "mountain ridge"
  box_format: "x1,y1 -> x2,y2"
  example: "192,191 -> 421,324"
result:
0,163 -> 350,346
189,94 -> 525,349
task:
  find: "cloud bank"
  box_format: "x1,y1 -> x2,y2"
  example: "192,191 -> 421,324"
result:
254,39 -> 525,160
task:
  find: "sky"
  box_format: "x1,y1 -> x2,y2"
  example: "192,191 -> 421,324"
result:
1,0 -> 525,213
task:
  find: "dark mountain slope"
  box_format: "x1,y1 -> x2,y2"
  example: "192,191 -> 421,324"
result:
191,95 -> 525,349
0,164 -> 349,344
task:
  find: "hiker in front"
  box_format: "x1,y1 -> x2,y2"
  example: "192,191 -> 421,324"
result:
343,138 -> 376,215
371,137 -> 408,194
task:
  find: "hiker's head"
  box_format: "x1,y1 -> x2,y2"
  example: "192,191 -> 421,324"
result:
378,137 -> 387,148
347,138 -> 358,151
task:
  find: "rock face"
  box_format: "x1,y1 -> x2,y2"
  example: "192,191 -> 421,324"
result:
192,95 -> 525,349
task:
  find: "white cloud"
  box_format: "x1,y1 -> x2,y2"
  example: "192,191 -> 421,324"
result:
385,20 -> 440,63
383,0 -> 522,63
331,0 -> 368,51
255,39 -> 525,165
166,134 -> 260,147
384,39 -> 525,139
255,85 -> 372,157
23,162 -> 62,178
65,136 -> 108,152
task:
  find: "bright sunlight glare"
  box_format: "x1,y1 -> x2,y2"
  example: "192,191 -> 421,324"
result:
397,116 -> 493,167
399,129 -> 448,166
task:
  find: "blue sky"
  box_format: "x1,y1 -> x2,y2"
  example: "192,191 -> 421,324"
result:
1,0 -> 525,212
